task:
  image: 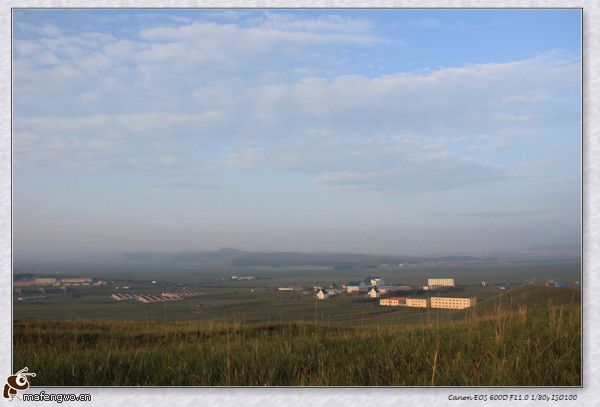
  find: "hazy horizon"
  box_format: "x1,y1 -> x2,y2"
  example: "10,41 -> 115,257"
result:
13,10 -> 581,258
14,241 -> 582,264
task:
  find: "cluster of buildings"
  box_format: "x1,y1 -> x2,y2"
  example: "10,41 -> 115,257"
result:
379,296 -> 476,309
14,277 -> 103,287
544,279 -> 570,288
162,290 -> 206,298
110,293 -> 138,301
275,274 -> 479,310
345,276 -> 411,296
379,277 -> 476,310
313,276 -> 411,300
345,276 -> 385,293
111,290 -> 205,304
112,293 -> 182,304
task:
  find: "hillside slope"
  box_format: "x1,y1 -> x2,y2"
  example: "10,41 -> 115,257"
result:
468,285 -> 580,317
14,299 -> 580,386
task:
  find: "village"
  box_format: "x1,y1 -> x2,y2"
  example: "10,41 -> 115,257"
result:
307,276 -> 477,310
13,270 -> 576,317
14,276 -> 108,300
14,275 -> 209,304
14,276 -> 104,287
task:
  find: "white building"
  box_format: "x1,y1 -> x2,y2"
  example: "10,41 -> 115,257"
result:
379,297 -> 407,306
427,278 -> 455,287
430,297 -> 476,310
405,298 -> 430,308
367,287 -> 381,298
315,289 -> 329,300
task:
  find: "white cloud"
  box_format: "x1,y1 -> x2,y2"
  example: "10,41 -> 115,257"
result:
12,17 -> 580,194
139,18 -> 381,45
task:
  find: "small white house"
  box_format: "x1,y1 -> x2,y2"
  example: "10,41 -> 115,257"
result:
367,287 -> 380,299
316,289 -> 329,300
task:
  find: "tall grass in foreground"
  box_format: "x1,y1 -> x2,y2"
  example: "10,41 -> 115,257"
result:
14,304 -> 580,386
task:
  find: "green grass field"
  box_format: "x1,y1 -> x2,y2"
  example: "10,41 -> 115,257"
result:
14,285 -> 581,386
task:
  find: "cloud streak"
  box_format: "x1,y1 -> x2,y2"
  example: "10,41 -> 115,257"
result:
313,156 -> 507,193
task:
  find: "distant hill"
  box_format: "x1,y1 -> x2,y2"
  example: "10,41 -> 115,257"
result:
16,243 -> 580,267
106,250 -> 481,267
80,248 -> 250,266
71,249 -> 425,267
229,251 -> 424,267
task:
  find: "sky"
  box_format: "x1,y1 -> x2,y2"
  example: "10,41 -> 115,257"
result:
12,9 -> 582,258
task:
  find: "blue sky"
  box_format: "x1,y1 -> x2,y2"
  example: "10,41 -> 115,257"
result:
12,9 -> 581,257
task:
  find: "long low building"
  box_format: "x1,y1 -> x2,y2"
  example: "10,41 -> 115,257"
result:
15,277 -> 92,287
379,297 -> 407,306
14,278 -> 57,287
405,298 -> 430,308
427,278 -> 455,287
34,278 -> 57,285
61,277 -> 92,286
430,297 -> 476,310
111,293 -> 137,301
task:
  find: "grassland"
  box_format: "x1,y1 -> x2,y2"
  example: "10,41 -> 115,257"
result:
13,284 -> 504,324
14,285 -> 581,386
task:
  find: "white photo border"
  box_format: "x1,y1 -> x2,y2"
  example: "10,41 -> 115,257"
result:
0,1 -> 593,406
